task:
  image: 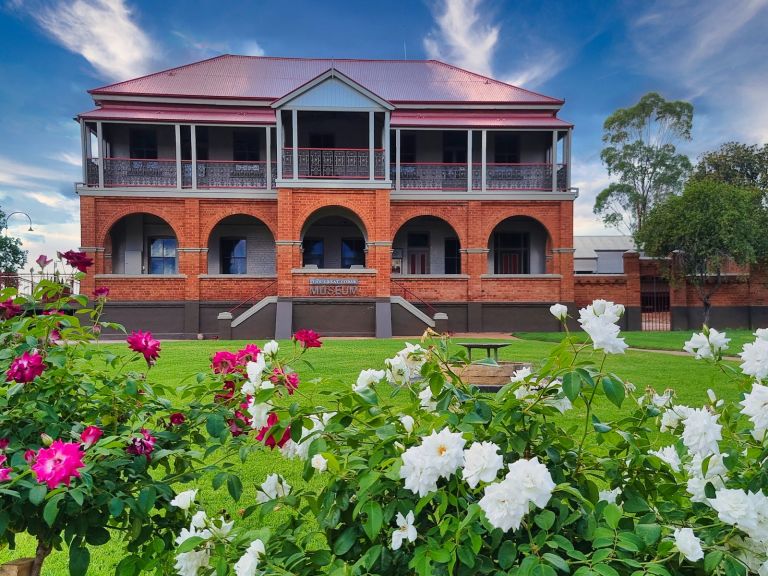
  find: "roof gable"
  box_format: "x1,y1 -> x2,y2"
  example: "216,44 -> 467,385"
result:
271,69 -> 393,110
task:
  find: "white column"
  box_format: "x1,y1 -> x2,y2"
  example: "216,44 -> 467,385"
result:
80,119 -> 88,184
566,129 -> 572,190
265,126 -> 272,190
96,121 -> 104,189
291,109 -> 298,181
481,130 -> 487,192
175,124 -> 182,189
383,112 -> 390,182
190,125 -> 197,189
395,129 -> 401,191
369,110 -> 375,181
466,130 -> 473,192
276,112 -> 283,180
551,130 -> 558,193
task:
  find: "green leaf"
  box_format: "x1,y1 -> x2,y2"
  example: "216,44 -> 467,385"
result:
69,543 -> 90,576
457,545 -> 476,568
176,536 -> 206,554
603,504 -> 622,529
137,486 -> 156,514
562,372 -> 582,402
635,523 -> 661,547
602,377 -> 625,408
429,547 -> 452,563
498,541 -> 517,570
206,414 -> 226,437
535,510 -> 556,531
543,553 -> 570,574
86,526 -> 110,546
29,484 -> 47,506
227,474 -> 243,502
704,551 -> 724,573
593,564 -> 620,576
361,500 -> 383,541
109,497 -> 125,518
43,493 -> 64,527
333,526 -> 358,556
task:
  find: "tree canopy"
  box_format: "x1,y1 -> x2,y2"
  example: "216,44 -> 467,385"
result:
0,207 -> 27,273
693,141 -> 768,192
637,178 -> 768,324
594,92 -> 693,239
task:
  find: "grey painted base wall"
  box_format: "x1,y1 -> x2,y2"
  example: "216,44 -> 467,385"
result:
103,301 -> 765,340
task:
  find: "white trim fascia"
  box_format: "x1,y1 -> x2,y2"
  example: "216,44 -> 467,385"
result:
390,296 -> 435,327
271,68 -> 394,110
76,186 -> 277,199
275,180 -> 391,190
291,268 -> 378,274
83,119 -> 275,127
231,296 -> 278,328
391,126 -> 571,132
390,190 -> 577,201
393,103 -> 562,110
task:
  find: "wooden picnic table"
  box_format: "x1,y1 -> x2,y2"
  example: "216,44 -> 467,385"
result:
457,342 -> 510,362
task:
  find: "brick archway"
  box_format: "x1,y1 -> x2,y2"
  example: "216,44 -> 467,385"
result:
199,202 -> 278,246
290,196 -> 376,241
483,212 -> 555,247
390,205 -> 467,248
97,205 -> 183,248
299,205 -> 369,241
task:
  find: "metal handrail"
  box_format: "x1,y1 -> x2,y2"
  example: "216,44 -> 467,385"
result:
227,280 -> 277,317
391,278 -> 438,317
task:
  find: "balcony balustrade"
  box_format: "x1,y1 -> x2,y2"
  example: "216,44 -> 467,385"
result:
182,160 -> 277,189
393,162 -> 568,191
102,158 -> 177,188
281,148 -> 386,180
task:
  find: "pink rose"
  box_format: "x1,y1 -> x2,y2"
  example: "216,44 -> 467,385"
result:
80,426 -> 103,448
30,440 -> 86,489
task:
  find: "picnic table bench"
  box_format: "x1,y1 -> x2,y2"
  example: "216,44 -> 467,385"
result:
457,342 -> 510,362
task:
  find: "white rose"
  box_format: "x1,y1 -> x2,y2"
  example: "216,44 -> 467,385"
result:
311,454 -> 328,472
674,527 -> 704,562
549,303 -> 568,321
263,340 -> 279,357
170,489 -> 197,511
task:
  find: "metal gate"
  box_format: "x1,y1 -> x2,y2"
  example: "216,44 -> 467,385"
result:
641,276 -> 670,331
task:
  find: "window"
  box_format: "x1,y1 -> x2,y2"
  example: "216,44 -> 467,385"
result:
341,237 -> 365,268
494,133 -> 520,164
233,130 -> 260,161
493,232 -> 529,274
129,128 -> 158,159
443,132 -> 467,163
444,237 -> 461,274
220,237 -> 247,274
303,238 -> 324,268
148,237 -> 177,274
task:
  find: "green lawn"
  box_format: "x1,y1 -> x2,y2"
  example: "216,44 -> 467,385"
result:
0,336 -> 742,574
514,329 -> 757,354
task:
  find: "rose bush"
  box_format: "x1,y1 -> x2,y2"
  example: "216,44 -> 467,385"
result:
0,252 -> 270,576
172,301 -> 768,576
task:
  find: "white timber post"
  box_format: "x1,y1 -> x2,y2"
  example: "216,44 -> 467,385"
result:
265,126 -> 272,189
190,125 -> 197,189
369,110 -> 375,181
291,109 -> 298,182
395,129 -> 401,191
551,130 -> 558,193
175,124 -> 182,190
96,121 -> 104,189
383,111 -> 390,182
466,129 -> 473,192
566,129 -> 572,190
276,111 -> 283,181
80,119 -> 88,184
481,130 -> 487,192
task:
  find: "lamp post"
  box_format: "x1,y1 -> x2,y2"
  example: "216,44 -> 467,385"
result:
1,211 -> 34,234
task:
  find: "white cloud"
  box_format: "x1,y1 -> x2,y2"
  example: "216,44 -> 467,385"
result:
0,156 -> 73,188
424,0 -> 499,76
239,40 -> 265,57
571,157 -> 613,235
172,30 -> 265,59
423,0 -> 564,89
25,0 -> 156,82
51,151 -> 82,167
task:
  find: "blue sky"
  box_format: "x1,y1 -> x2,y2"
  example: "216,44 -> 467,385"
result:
1,0 -> 767,261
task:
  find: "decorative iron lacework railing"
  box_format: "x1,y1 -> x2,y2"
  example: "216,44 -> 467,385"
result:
100,158 -> 177,188
182,160 -> 269,189
390,163 -> 568,191
282,148 -> 385,179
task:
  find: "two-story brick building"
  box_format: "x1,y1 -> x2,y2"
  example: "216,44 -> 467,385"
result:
76,55 -> 578,338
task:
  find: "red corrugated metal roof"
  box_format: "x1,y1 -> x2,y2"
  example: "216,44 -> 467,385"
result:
391,110 -> 573,128
89,55 -> 563,105
78,104 -> 275,124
